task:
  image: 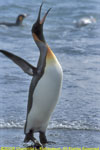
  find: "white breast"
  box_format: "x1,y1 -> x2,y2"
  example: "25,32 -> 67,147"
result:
26,61 -> 63,133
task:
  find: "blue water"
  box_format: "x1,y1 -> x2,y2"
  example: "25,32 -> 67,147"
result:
0,0 -> 100,148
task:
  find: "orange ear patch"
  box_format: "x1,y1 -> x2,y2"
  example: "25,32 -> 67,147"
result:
32,33 -> 40,42
19,16 -> 23,21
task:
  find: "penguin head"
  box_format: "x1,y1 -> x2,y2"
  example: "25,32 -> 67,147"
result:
16,14 -> 27,25
32,3 -> 51,43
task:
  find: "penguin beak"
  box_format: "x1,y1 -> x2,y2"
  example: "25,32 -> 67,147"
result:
36,2 -> 51,25
32,3 -> 51,42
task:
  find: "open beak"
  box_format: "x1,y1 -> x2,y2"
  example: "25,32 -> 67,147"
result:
36,2 -> 51,25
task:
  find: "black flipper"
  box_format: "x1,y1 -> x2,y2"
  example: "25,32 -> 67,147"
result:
0,50 -> 37,76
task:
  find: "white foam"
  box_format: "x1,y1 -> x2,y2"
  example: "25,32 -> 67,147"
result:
48,120 -> 100,131
0,119 -> 100,131
0,119 -> 24,129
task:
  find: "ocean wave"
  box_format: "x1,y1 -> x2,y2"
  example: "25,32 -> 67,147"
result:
0,119 -> 100,131
49,121 -> 100,131
0,120 -> 24,129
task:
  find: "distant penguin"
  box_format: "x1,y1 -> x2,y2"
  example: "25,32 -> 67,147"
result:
0,14 -> 27,27
74,16 -> 96,27
0,3 -> 63,147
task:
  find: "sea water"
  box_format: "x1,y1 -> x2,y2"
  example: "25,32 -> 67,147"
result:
0,0 -> 100,147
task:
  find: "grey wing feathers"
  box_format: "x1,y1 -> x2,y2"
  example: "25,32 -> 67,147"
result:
0,50 -> 37,76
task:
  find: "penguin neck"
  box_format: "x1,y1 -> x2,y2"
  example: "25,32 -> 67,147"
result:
33,32 -> 46,43
16,19 -> 22,26
46,44 -> 58,65
33,33 -> 58,64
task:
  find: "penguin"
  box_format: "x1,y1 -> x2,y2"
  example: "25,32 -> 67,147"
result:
74,16 -> 96,27
0,3 -> 63,147
0,14 -> 27,27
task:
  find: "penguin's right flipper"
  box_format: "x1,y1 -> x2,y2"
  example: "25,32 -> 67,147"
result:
0,50 -> 37,76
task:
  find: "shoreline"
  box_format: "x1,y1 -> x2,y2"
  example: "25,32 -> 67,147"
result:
0,128 -> 100,148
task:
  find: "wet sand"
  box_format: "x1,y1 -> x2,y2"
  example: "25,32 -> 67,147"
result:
0,128 -> 100,148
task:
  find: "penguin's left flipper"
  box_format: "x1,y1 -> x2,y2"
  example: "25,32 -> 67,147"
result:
0,50 -> 37,76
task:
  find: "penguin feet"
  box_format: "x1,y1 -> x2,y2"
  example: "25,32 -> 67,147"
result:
39,132 -> 56,146
25,143 -> 42,149
39,131 -> 48,145
34,141 -> 43,149
30,136 -> 42,147
24,130 -> 42,148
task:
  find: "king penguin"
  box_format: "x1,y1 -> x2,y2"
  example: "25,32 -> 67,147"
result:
0,14 -> 27,27
0,3 -> 63,147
